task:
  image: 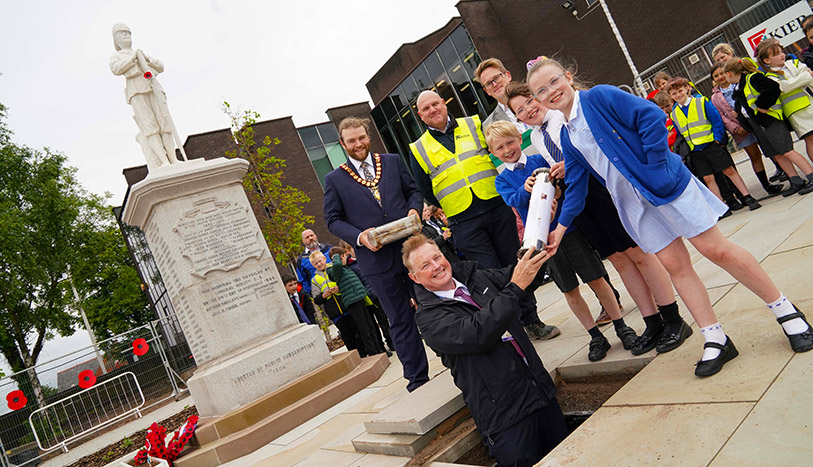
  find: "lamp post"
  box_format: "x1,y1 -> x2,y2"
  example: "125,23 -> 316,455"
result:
561,0 -> 647,95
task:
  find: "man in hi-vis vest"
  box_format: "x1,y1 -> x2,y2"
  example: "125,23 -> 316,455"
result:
409,91 -> 559,341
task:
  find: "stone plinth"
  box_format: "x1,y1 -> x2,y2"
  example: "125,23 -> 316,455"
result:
122,158 -> 331,417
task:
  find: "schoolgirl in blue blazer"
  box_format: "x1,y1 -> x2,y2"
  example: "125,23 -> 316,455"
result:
527,57 -> 812,377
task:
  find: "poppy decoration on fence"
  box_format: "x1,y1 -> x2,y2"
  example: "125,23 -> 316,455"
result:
7,390 -> 27,411
78,369 -> 97,389
133,338 -> 150,356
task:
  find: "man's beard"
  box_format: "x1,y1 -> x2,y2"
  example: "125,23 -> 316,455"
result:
305,241 -> 318,250
348,143 -> 371,161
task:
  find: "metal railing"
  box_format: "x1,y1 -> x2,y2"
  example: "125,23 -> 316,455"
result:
0,314 -> 194,466
633,0 -> 804,97
28,371 -> 145,453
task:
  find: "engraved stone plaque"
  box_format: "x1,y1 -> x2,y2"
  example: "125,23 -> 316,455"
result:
173,198 -> 265,278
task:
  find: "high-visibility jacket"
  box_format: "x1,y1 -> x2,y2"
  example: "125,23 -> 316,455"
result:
765,59 -> 811,118
744,72 -> 784,120
410,116 -> 499,217
670,97 -> 715,151
311,269 -> 346,320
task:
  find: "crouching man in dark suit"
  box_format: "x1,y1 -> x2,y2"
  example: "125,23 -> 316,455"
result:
403,234 -> 568,466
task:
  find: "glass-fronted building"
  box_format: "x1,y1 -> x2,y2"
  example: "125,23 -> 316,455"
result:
297,122 -> 348,189
370,23 -> 495,163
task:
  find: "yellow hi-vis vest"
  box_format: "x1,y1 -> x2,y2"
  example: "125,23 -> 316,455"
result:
311,268 -> 372,308
409,116 -> 499,217
670,96 -> 714,151
765,60 -> 811,118
744,72 -> 784,121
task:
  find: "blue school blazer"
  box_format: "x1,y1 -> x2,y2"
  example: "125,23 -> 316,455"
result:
558,85 -> 693,228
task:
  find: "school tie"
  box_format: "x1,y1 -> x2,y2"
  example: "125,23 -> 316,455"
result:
453,287 -> 527,360
539,121 -> 563,163
290,296 -> 310,324
361,161 -> 382,206
514,162 -> 525,171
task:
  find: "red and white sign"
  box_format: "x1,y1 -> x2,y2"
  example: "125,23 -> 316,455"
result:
739,1 -> 813,55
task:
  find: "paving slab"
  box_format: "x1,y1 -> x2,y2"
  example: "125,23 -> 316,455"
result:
293,449 -> 412,466
364,370 -> 462,435
247,413 -> 371,467
773,214 -> 813,254
710,351 -> 813,466
352,430 -> 435,457
538,403 -> 754,466
605,290 -> 793,406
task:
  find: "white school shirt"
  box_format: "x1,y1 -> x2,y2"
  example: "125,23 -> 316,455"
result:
502,154 -> 528,172
529,110 -> 567,166
563,91 -> 726,254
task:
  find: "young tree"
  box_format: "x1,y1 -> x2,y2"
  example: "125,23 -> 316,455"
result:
222,102 -> 315,266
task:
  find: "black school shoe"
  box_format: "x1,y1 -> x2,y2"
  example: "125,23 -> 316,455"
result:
631,330 -> 662,355
695,336 -> 739,377
720,209 -> 732,219
779,307 -> 813,353
656,320 -> 693,353
726,199 -> 745,211
588,335 -> 611,361
782,181 -> 807,197
769,169 -> 788,182
742,195 -> 761,211
615,325 -> 639,350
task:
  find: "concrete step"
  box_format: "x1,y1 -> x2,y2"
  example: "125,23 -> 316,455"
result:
174,352 -> 390,467
363,370 -> 463,435
352,430 -> 437,457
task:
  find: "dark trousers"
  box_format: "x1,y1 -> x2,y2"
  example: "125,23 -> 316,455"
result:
368,299 -> 393,349
333,315 -> 359,355
485,400 -> 569,467
347,300 -> 383,357
365,263 -> 430,392
450,203 -> 540,325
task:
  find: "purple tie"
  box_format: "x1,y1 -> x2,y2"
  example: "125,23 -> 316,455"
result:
453,287 -> 527,360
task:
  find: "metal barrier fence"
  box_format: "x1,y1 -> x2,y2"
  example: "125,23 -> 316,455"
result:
0,314 -> 194,466
29,372 -> 145,453
634,0 -> 808,97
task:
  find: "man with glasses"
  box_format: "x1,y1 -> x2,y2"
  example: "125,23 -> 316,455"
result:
475,58 -> 530,133
409,90 -> 560,341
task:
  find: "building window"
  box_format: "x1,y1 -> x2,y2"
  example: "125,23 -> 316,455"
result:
298,123 -> 348,189
371,24 -> 494,159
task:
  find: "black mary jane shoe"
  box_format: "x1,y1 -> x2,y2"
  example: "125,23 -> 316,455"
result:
630,330 -> 661,356
778,309 -> 813,353
695,337 -> 739,377
656,320 -> 693,353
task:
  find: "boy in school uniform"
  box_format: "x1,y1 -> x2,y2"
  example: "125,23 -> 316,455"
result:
487,120 -> 638,361
282,272 -> 316,325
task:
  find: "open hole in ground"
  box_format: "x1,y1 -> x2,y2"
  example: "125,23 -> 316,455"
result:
414,367 -> 642,466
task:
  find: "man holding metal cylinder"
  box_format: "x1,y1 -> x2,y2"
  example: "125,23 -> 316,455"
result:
323,117 -> 430,392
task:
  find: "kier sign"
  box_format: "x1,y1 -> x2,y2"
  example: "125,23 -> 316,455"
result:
740,1 -> 813,55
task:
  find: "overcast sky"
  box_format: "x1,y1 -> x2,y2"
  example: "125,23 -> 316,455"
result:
1,0 -> 460,203
0,0 -> 459,397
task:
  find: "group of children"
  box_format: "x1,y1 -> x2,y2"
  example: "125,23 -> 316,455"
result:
481,52 -> 813,376
283,243 -> 394,358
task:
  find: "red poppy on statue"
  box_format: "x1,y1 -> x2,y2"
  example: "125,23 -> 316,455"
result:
133,338 -> 149,356
78,370 -> 97,389
143,71 -> 153,79
7,390 -> 27,411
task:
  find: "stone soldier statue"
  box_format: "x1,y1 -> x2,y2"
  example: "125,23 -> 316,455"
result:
110,23 -> 186,171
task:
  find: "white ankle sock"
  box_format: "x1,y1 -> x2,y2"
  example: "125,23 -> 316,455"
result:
700,323 -> 727,361
767,293 -> 808,335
